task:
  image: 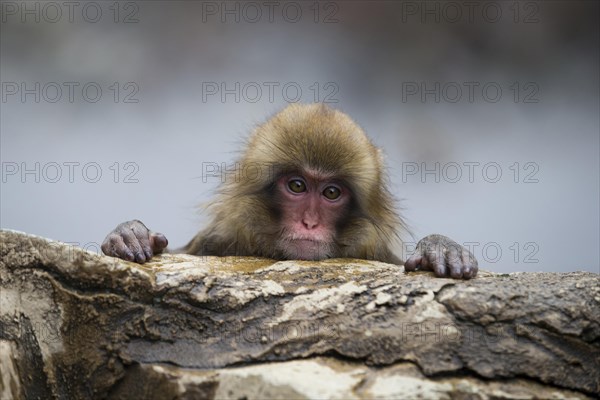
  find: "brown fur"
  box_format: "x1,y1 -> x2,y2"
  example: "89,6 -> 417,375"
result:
183,103 -> 406,263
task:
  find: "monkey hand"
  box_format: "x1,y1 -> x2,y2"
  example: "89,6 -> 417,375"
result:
101,220 -> 168,263
404,234 -> 478,279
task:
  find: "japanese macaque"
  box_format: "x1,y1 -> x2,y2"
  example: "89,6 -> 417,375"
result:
102,104 -> 478,279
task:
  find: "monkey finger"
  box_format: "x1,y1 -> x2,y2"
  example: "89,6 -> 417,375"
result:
425,244 -> 449,271
461,248 -> 477,267
120,228 -> 147,263
102,234 -> 135,262
460,249 -> 478,279
150,232 -> 168,253
404,254 -> 422,271
130,223 -> 154,260
461,265 -> 476,279
447,266 -> 463,279
445,247 -> 464,279
430,258 -> 448,278
420,253 -> 431,270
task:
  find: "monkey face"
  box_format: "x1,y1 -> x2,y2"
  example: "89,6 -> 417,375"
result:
274,171 -> 350,260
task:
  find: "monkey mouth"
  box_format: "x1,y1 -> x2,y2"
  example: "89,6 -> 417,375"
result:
289,233 -> 330,242
285,238 -> 332,261
292,238 -> 323,248
292,238 -> 321,243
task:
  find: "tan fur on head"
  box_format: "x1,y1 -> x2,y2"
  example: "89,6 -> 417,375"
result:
185,103 -> 406,263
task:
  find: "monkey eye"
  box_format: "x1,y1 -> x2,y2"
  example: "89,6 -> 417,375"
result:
323,186 -> 341,200
288,179 -> 307,193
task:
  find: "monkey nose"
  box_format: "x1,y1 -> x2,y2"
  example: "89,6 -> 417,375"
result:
302,218 -> 319,230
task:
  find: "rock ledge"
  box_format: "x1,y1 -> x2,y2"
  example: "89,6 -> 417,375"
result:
1,230 -> 598,399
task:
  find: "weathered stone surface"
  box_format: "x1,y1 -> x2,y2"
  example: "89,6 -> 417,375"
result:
1,229 -> 598,399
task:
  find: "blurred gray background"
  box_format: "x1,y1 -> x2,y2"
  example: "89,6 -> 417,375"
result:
1,1 -> 598,273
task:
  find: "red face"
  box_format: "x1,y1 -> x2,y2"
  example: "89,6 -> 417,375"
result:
275,170 -> 350,260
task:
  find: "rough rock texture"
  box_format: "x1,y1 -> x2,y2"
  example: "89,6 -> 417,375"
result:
1,229 -> 598,400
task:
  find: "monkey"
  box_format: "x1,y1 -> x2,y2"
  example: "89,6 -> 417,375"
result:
101,103 -> 478,279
